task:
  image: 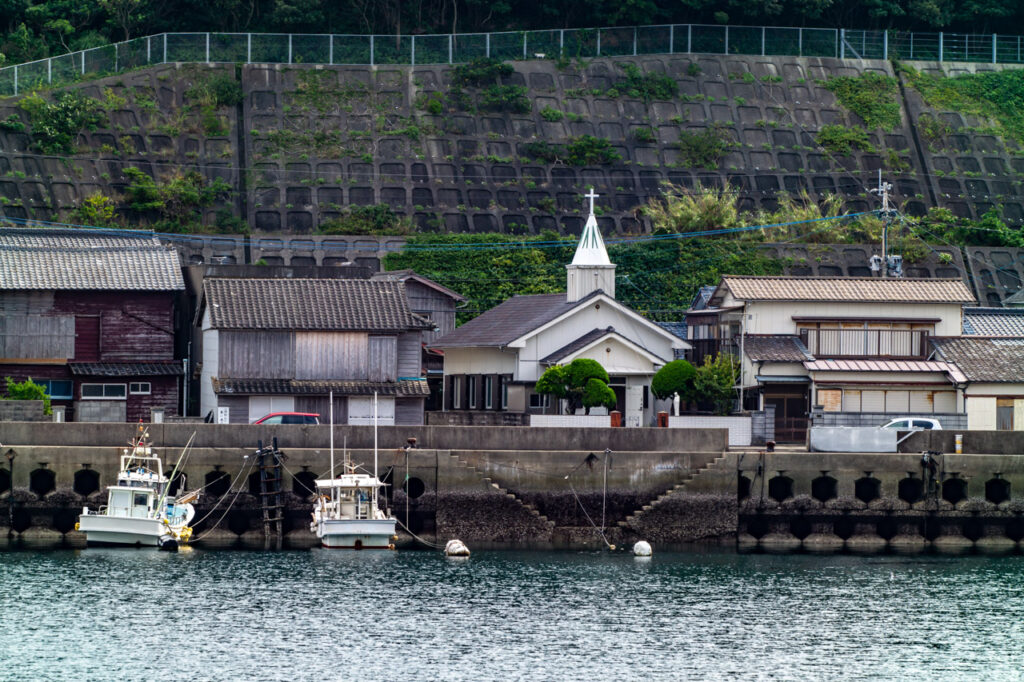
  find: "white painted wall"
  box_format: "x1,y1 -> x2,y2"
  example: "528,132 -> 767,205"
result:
967,396 -> 997,430
200,308 -> 218,421
348,396 -> 396,425
668,415 -> 752,446
531,415 -> 610,428
742,301 -> 962,336
443,347 -> 517,375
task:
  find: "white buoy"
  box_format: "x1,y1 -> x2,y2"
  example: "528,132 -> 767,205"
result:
444,539 -> 470,557
633,540 -> 652,557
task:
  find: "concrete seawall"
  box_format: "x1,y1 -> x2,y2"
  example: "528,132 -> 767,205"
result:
2,424 -> 1023,552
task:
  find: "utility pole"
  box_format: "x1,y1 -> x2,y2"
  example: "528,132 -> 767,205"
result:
870,171 -> 896,278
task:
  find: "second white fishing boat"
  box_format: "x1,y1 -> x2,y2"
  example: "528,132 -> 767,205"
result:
310,392 -> 397,549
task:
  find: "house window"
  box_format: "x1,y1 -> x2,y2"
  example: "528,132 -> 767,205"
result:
81,383 -> 127,399
452,377 -> 461,409
468,376 -> 477,409
129,382 -> 152,395
484,376 -> 494,409
997,398 -> 1014,430
529,393 -> 551,408
39,380 -> 73,400
501,377 -> 508,410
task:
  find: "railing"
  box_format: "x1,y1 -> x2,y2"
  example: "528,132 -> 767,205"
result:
799,329 -> 930,359
3,24 -> 1024,96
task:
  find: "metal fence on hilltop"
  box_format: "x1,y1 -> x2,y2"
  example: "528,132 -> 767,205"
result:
3,24 -> 1024,96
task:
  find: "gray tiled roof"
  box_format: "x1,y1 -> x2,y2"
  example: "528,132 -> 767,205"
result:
963,307 -> 1024,336
743,335 -> 815,362
931,337 -> 1024,382
0,228 -> 184,291
203,278 -> 432,331
432,291 -> 601,348
69,362 -> 184,376
212,377 -> 430,396
718,276 -> 976,304
540,327 -> 613,364
657,321 -> 688,340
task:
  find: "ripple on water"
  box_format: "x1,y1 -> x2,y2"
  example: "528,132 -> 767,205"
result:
0,549 -> 1022,681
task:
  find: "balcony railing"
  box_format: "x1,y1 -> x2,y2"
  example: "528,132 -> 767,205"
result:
799,329 -> 930,359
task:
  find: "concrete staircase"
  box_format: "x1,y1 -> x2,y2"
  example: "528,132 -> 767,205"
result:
618,454 -> 730,529
448,452 -> 555,531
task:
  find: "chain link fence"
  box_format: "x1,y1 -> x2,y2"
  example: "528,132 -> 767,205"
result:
2,24 -> 1024,96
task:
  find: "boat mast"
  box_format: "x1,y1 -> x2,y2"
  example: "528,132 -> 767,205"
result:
329,390 -> 336,509
373,391 -> 379,509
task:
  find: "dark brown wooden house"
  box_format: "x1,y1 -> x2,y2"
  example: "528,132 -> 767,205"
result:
0,228 -> 185,421
197,277 -> 433,424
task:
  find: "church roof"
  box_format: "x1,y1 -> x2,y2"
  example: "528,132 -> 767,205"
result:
431,291 -> 602,348
570,212 -> 611,266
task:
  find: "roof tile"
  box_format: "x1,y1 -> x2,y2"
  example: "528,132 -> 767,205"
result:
743,335 -> 814,362
203,278 -> 432,331
432,292 -> 600,348
719,276 -> 975,304
212,378 -> 430,396
931,336 -> 1024,382
0,228 -> 183,291
963,307 -> 1024,336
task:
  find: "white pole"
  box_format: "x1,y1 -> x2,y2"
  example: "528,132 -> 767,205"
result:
373,391 -> 378,484
329,390 -> 335,480
206,32 -> 210,63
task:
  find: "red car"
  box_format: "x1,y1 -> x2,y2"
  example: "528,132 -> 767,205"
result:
252,412 -> 320,425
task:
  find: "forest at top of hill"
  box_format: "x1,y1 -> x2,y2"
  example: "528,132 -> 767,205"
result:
2,0 -> 1023,67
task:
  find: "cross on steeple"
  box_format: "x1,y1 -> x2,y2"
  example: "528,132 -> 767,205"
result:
585,187 -> 598,216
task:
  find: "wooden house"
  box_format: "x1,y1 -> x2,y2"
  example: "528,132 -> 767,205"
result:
197,277 -> 433,424
0,228 -> 185,422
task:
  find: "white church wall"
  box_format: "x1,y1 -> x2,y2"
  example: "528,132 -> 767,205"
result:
443,347 -> 517,375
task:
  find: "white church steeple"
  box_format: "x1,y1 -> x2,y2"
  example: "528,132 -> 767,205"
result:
566,188 -> 616,302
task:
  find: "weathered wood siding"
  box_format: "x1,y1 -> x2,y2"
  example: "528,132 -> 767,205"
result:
0,315 -> 74,359
295,395 -> 347,423
397,332 -> 421,378
368,335 -> 397,381
220,331 -> 295,378
126,375 -> 179,422
394,397 -> 424,425
53,292 -> 176,362
217,395 -> 249,424
295,332 -> 368,380
406,281 -> 455,344
74,316 -> 101,361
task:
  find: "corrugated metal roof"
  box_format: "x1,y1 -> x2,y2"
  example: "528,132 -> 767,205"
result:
203,278 -> 432,331
0,227 -> 184,291
803,358 -> 967,383
931,336 -> 1024,382
718,276 -> 975,304
212,377 -> 430,396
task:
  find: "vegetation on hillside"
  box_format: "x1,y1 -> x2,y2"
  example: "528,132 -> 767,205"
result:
821,72 -> 901,130
901,65 -> 1024,143
0,1 -> 1021,67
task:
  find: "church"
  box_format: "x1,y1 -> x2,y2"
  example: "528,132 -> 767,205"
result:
430,191 -> 690,426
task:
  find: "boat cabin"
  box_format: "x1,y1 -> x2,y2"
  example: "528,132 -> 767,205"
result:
315,475 -> 384,520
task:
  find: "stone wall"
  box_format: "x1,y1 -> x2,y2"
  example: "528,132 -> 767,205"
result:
0,400 -> 46,421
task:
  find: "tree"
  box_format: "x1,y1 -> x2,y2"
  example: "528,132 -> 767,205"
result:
693,354 -> 738,416
535,358 -> 614,414
3,377 -> 52,415
651,359 -> 697,403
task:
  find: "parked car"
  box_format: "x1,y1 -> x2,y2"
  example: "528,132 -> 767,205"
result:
880,417 -> 942,431
253,412 -> 320,425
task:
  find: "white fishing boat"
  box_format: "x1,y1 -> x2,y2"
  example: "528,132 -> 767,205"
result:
77,427 -> 197,550
310,392 -> 397,549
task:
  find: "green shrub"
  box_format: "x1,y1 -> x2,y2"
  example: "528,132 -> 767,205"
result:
816,124 -> 875,155
651,359 -> 697,401
0,115 -> 25,132
822,72 -> 901,130
917,112 -> 952,146
535,359 -> 614,414
642,182 -> 740,233
902,65 -> 1024,142
633,127 -> 656,143
70,193 -> 119,227
122,167 -> 231,231
451,57 -> 513,87
617,63 -> 678,101
676,126 -> 732,168
564,135 -> 621,166
3,377 -> 51,415
185,73 -> 243,108
417,92 -> 446,115
479,84 -> 530,114
18,91 -> 106,155
319,204 -> 413,235
687,62 -> 701,77
523,140 -> 563,163
540,106 -> 564,122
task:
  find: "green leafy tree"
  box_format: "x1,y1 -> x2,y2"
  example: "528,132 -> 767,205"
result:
693,354 -> 738,416
122,167 -> 231,232
651,359 -> 697,403
535,358 -> 614,414
3,377 -> 52,415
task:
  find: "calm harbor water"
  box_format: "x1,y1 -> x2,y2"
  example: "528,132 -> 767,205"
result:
1,548 -> 1022,681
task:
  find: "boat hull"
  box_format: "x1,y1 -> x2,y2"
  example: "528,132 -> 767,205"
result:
318,518 -> 396,549
78,515 -> 177,548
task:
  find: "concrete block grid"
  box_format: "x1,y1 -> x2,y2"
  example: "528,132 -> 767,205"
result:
0,56 -> 1017,288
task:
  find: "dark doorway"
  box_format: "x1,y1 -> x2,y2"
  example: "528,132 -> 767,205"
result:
765,387 -> 808,443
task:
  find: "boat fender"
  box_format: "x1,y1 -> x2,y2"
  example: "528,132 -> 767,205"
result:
633,540 -> 653,557
444,539 -> 471,557
388,544 -> 395,550
74,522 -> 80,531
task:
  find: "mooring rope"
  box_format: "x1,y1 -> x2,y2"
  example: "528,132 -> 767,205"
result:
393,518 -> 446,550
566,479 -> 613,550
190,455 -> 256,534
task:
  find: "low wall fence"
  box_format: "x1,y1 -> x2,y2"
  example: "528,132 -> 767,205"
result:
668,415 -> 752,447
813,412 -> 968,430
529,415 -> 611,429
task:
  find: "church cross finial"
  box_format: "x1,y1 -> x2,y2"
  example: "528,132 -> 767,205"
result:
585,187 -> 598,216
